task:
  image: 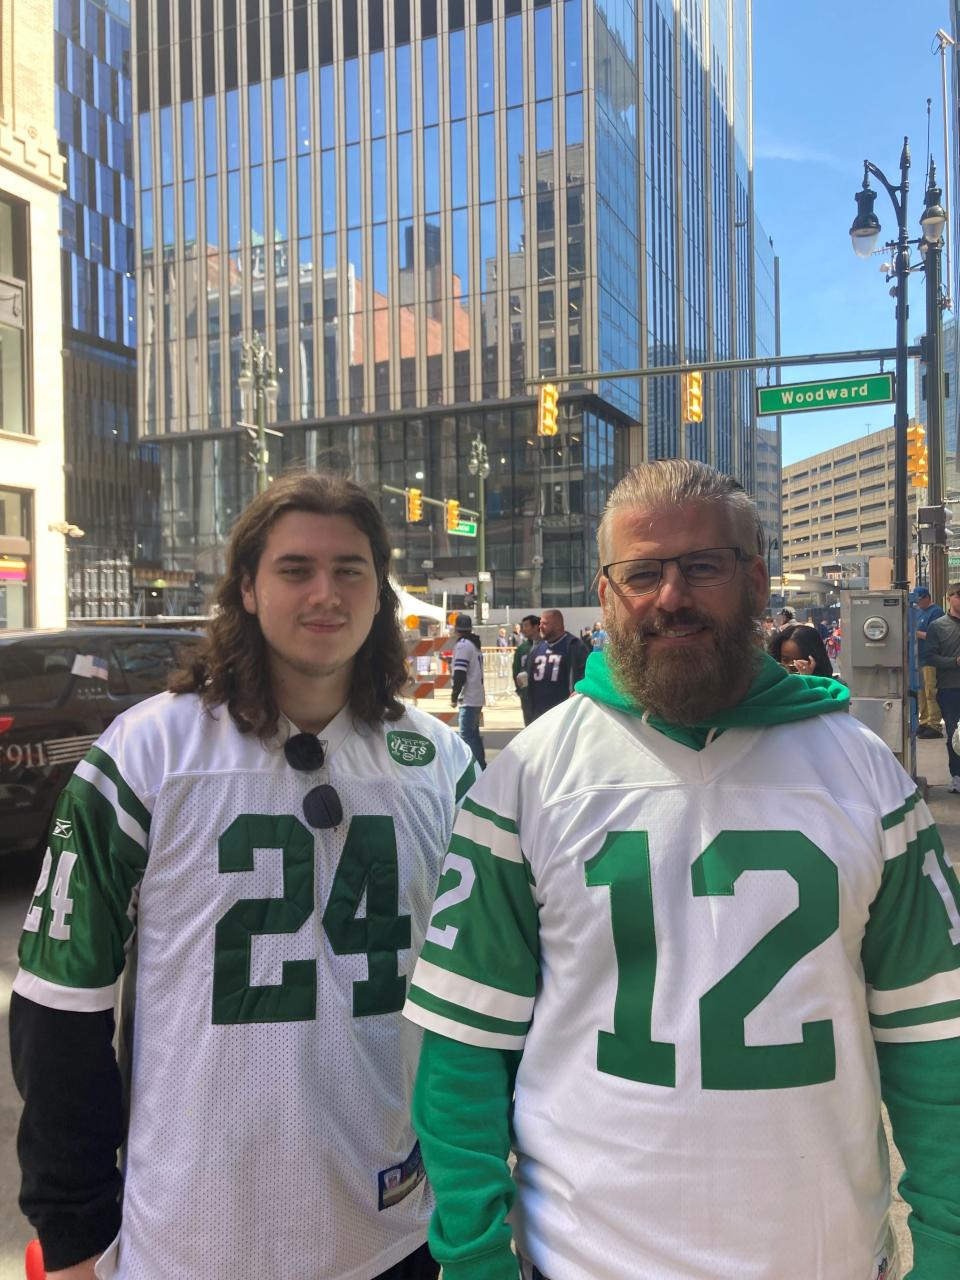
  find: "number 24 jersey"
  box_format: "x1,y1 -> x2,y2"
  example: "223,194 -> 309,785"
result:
405,695 -> 960,1280
15,691 -> 475,1280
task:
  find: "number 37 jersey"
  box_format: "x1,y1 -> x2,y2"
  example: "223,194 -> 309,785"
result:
15,691 -> 474,1280
405,694 -> 960,1280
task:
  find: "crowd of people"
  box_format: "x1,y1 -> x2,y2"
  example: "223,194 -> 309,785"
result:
11,460 -> 960,1280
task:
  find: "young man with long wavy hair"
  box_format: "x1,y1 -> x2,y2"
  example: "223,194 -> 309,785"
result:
11,470 -> 476,1280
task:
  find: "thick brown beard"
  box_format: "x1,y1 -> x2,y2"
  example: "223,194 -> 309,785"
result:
604,580 -> 763,725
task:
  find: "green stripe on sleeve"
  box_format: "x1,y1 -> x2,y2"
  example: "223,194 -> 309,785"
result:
455,759 -> 478,804
881,790 -> 922,832
85,744 -> 152,832
870,999 -> 960,1030
461,795 -> 519,834
406,983 -> 530,1040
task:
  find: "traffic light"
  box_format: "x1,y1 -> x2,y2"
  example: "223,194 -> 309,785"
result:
538,383 -> 559,435
907,422 -> 928,488
918,504 -> 953,546
406,488 -> 423,522
464,582 -> 476,609
446,499 -> 460,532
681,371 -> 704,423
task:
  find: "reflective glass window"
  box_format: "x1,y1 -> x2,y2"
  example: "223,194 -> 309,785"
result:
297,156 -> 312,237
505,14 -> 522,106
370,50 -> 386,137
139,112 -> 153,187
423,126 -> 440,214
452,207 -> 469,303
159,105 -> 173,184
204,95 -> 217,173
480,203 -> 496,278
248,83 -> 263,166
422,36 -> 438,127
140,189 -> 154,249
346,144 -> 361,227
397,134 -> 413,219
507,107 -> 523,197
396,45 -> 411,131
250,165 -> 264,241
566,93 -> 583,146
183,178 -> 197,243
228,170 -> 241,248
477,23 -> 493,113
449,29 -> 466,120
535,6 -> 552,99
565,0 -> 582,91
372,138 -> 387,221
344,60 -> 360,143
398,219 -> 414,271
536,100 -> 552,151
508,198 -> 523,254
319,66 -> 335,148
538,244 -> 555,279
296,70 -> 311,151
226,89 -> 240,167
373,223 -> 388,298
451,121 -> 467,207
478,116 -> 496,202
299,233 -> 313,275
205,175 -> 218,245
181,101 -> 195,181
347,229 -> 362,298
272,77 -> 286,159
538,288 -> 555,322
274,160 -> 288,240
321,151 -> 336,230
323,232 -> 336,270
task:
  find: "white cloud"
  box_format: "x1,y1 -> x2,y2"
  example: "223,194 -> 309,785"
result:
754,136 -> 848,173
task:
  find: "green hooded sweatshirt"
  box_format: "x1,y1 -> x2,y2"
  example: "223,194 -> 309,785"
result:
412,651 -> 960,1280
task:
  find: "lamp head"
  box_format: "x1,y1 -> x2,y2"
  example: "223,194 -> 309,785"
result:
920,159 -> 946,244
850,180 -> 881,258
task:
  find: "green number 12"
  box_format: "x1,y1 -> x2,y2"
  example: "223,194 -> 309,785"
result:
586,830 -> 839,1091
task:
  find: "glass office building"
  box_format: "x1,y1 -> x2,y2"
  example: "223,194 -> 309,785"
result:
134,0 -> 777,607
56,0 -> 162,615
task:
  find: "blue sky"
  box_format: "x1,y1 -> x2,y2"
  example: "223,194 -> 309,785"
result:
752,1 -> 953,464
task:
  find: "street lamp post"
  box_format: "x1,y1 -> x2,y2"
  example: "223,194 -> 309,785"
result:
849,138 -> 911,591
919,159 -> 948,602
467,434 -> 490,620
238,332 -> 279,494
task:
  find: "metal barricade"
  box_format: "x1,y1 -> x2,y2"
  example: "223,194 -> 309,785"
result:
481,646 -> 520,705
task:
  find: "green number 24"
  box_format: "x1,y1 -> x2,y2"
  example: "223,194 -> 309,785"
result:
212,814 -> 410,1025
585,830 -> 840,1090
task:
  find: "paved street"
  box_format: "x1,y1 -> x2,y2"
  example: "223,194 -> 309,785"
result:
0,718 -> 956,1278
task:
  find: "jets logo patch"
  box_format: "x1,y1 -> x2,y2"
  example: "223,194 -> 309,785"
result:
52,819 -> 73,839
386,732 -> 436,767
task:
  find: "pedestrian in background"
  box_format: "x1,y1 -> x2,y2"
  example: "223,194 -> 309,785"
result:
923,583 -> 960,790
406,459 -> 960,1280
768,620 -> 835,678
526,609 -> 589,722
512,614 -> 540,727
451,612 -> 486,770
10,471 -> 474,1280
913,587 -> 944,738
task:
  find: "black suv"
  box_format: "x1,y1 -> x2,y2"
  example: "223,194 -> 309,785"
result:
0,627 -> 204,860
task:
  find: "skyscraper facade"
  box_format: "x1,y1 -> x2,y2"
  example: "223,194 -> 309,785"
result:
134,0 -> 778,608
55,0 -> 163,617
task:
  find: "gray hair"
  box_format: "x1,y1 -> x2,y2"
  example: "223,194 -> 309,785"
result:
597,459 -> 763,566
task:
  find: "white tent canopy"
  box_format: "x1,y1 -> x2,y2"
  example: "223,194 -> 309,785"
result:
392,581 -> 448,625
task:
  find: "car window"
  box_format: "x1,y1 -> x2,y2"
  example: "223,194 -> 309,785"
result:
107,639 -> 179,696
0,645 -> 77,708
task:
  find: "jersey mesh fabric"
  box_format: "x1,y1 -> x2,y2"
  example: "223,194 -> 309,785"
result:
406,695 -> 960,1280
16,694 -> 472,1280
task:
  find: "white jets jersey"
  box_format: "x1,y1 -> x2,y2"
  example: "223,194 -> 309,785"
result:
16,692 -> 475,1280
405,695 -> 960,1280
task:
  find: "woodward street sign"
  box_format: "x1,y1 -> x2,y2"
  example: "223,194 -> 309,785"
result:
450,519 -> 478,537
756,373 -> 895,416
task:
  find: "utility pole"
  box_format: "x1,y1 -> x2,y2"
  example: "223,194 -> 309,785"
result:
468,435 -> 490,620
921,158 -> 948,604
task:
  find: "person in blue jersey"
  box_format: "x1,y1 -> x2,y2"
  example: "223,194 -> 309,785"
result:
405,460 -> 960,1280
11,472 -> 475,1280
525,609 -> 589,721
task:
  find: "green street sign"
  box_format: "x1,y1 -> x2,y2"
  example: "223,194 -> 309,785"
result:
756,373 -> 894,416
450,519 -> 478,537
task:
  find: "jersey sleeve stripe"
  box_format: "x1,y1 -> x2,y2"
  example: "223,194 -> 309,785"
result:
872,1018 -> 960,1044
455,759 -> 478,804
880,790 -> 921,831
881,802 -> 937,862
86,744 -> 152,832
868,968 -> 960,1016
72,758 -> 150,851
451,819 -> 523,866
411,957 -> 536,1023
12,968 -> 117,1013
403,998 -> 527,1051
461,796 -> 519,834
870,998 -> 960,1030
404,986 -> 529,1049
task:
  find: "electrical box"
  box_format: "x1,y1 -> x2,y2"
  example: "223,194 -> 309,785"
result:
840,590 -> 908,762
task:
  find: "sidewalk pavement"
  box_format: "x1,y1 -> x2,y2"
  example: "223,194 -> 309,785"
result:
412,692 -> 960,863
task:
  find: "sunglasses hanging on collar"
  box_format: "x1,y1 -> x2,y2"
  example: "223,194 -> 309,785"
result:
283,732 -> 343,829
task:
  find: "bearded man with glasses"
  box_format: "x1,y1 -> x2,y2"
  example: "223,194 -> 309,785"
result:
11,471 -> 475,1280
406,459 -> 960,1280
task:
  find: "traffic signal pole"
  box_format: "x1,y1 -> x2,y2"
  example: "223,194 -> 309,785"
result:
924,215 -> 947,604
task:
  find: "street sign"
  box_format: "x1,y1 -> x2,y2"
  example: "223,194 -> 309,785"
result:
756,373 -> 894,416
450,519 -> 478,537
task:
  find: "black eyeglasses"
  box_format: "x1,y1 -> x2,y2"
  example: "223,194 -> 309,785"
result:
284,732 -> 343,829
602,547 -> 747,596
